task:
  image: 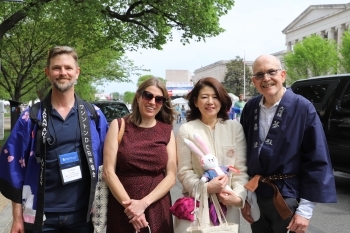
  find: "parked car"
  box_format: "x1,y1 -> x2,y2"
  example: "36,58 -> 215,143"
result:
290,74 -> 350,174
90,100 -> 130,124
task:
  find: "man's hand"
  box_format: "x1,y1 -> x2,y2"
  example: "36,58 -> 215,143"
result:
287,213 -> 309,233
241,201 -> 255,224
11,202 -> 24,233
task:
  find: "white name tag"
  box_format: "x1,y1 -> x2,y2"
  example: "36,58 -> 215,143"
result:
61,165 -> 82,184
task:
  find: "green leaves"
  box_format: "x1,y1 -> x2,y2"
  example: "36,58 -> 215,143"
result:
0,0 -> 235,102
222,56 -> 253,96
284,35 -> 338,86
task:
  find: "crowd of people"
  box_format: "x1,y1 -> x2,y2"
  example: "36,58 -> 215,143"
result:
0,46 -> 337,233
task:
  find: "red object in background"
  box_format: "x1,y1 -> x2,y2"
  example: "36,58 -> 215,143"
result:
167,90 -> 172,96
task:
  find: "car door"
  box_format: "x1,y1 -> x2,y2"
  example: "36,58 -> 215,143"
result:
328,79 -> 350,173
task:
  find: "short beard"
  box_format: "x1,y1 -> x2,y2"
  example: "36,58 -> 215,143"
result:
52,80 -> 75,92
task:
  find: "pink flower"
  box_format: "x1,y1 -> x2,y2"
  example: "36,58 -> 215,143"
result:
22,111 -> 30,122
19,158 -> 26,168
4,149 -> 8,154
7,156 -> 14,162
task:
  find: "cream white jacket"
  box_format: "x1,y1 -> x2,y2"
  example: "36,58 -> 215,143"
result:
176,119 -> 248,208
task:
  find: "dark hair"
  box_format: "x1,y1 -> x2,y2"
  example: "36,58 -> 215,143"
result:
46,46 -> 78,68
186,77 -> 231,122
129,78 -> 175,125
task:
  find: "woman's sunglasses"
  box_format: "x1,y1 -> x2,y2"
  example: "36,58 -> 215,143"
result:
140,91 -> 167,105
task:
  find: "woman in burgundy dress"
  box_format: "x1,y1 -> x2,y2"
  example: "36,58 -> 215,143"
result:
103,78 -> 177,233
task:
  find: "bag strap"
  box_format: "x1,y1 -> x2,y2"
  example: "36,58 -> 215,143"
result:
210,194 -> 229,226
118,118 -> 125,145
84,101 -> 99,126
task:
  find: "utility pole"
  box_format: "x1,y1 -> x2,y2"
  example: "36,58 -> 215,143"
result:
243,51 -> 246,99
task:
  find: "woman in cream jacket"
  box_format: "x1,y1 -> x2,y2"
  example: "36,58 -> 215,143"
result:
176,77 -> 248,230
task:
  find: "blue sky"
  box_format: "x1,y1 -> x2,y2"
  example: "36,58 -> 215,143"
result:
98,0 -> 347,94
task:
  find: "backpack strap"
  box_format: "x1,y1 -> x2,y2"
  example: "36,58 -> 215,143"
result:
29,102 -> 43,163
83,101 -> 99,126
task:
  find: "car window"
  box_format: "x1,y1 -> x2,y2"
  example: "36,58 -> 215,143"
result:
292,83 -> 328,104
92,102 -> 130,122
341,83 -> 350,109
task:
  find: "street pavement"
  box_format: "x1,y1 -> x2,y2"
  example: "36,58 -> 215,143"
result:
0,117 -> 12,233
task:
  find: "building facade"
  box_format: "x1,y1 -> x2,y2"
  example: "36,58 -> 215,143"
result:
283,3 -> 350,51
165,69 -> 193,98
192,60 -> 253,84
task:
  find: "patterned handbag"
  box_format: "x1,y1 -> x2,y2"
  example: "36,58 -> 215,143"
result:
92,118 -> 125,233
91,165 -> 108,233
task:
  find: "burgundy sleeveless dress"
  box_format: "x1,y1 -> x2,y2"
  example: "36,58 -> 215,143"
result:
106,118 -> 174,233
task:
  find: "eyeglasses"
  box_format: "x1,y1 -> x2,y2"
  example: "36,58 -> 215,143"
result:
140,91 -> 167,105
253,69 -> 281,80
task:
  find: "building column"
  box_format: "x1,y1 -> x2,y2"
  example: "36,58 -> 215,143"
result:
326,28 -> 335,40
286,41 -> 292,51
336,25 -> 345,45
316,30 -> 325,38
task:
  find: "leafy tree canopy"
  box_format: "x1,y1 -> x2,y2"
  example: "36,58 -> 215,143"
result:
136,74 -> 165,87
0,13 -> 142,101
0,0 -> 234,102
284,35 -> 338,86
123,91 -> 135,104
0,0 -> 235,50
339,30 -> 350,73
222,56 -> 253,97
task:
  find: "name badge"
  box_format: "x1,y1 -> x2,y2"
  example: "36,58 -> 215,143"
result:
59,152 -> 79,165
58,152 -> 82,185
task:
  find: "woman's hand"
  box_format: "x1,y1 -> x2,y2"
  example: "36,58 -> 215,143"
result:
123,199 -> 148,220
207,175 -> 228,194
217,189 -> 242,207
130,213 -> 149,232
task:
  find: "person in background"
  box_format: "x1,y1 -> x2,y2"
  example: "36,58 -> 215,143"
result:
176,77 -> 249,231
0,46 -> 109,232
181,104 -> 186,122
103,77 -> 177,233
240,54 -> 337,233
175,104 -> 181,123
233,94 -> 246,121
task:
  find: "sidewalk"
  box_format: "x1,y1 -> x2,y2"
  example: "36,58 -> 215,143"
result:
0,195 -> 11,233
0,180 -> 184,233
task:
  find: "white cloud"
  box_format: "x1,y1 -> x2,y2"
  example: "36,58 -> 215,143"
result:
101,0 -> 347,94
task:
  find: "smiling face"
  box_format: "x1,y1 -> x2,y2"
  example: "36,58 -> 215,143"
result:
45,54 -> 80,93
252,55 -> 286,105
195,85 -> 221,122
137,85 -> 164,119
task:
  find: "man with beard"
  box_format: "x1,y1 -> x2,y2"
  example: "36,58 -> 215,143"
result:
0,46 -> 109,232
240,54 -> 337,233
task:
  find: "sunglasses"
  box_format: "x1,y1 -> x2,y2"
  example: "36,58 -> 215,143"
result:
140,91 -> 167,105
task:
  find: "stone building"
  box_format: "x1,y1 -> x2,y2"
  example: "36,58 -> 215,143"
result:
283,3 -> 350,51
192,60 -> 253,83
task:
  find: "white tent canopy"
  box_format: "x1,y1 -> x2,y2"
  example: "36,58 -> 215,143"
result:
171,97 -> 189,110
228,93 -> 239,106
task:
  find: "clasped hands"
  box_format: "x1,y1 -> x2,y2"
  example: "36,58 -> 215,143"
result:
207,174 -> 242,207
122,199 -> 149,232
